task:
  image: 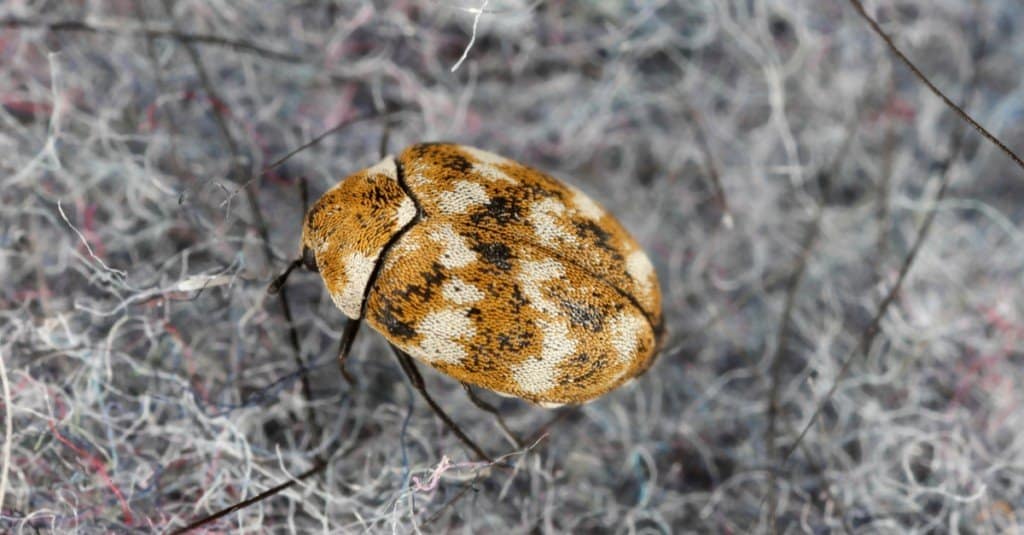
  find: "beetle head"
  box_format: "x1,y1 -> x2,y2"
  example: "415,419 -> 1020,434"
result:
300,244 -> 318,273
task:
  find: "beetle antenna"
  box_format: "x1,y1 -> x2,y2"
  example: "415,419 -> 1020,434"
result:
379,123 -> 391,159
268,258 -> 303,295
378,104 -> 395,159
298,176 -> 310,214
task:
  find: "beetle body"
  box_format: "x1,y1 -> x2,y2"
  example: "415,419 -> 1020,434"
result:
301,143 -> 663,405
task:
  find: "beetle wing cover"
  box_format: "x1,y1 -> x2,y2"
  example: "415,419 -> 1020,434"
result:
399,143 -> 662,330
363,143 -> 662,404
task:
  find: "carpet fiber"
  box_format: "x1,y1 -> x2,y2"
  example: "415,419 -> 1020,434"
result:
2,1 -> 1024,532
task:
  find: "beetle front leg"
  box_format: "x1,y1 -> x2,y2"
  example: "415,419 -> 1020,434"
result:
336,318 -> 361,386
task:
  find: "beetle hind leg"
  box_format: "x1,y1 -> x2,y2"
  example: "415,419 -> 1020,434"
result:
462,383 -> 524,448
389,345 -> 492,462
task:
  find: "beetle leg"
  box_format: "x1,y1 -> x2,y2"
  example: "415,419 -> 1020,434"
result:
461,383 -> 524,448
337,319 -> 361,386
389,345 -> 492,462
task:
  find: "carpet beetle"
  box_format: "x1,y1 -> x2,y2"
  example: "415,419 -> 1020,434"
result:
293,143 -> 664,406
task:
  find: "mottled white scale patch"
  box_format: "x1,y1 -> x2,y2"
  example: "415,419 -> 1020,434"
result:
514,260 -> 576,395
395,197 -> 416,231
413,309 -> 475,364
392,233 -> 422,257
538,401 -> 565,409
625,249 -> 656,296
518,258 -> 564,316
404,160 -> 432,189
438,180 -> 490,214
528,198 -> 577,248
514,320 -> 577,395
608,311 -> 645,363
569,186 -> 605,220
332,251 -> 376,319
473,163 -> 516,183
366,156 -> 397,180
407,174 -> 430,189
442,277 -> 485,305
429,224 -> 477,268
460,145 -> 517,183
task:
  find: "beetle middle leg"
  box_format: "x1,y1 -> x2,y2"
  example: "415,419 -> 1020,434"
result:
389,345 -> 492,462
461,383 -> 524,448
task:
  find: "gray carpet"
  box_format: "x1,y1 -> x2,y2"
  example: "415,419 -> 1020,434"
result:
2,1 -> 1023,532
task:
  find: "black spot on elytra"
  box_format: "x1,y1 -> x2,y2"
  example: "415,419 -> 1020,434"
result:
374,300 -> 416,340
496,327 -> 534,352
560,352 -> 608,386
440,154 -> 473,173
464,344 -> 502,374
460,353 -> 482,373
470,196 -> 522,225
509,283 -> 528,313
525,181 -> 563,199
472,242 -> 513,271
396,262 -> 446,302
573,219 -> 619,258
560,300 -> 604,332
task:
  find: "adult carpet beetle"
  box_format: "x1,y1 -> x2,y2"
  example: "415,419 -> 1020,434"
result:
270,142 -> 664,457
